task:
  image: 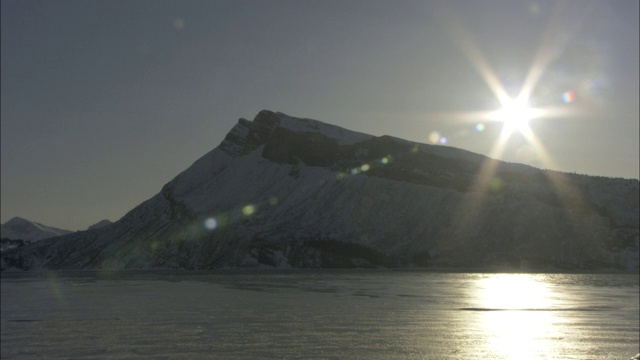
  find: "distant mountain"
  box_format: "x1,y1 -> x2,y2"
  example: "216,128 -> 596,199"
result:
87,219 -> 112,231
1,111 -> 638,271
0,217 -> 72,242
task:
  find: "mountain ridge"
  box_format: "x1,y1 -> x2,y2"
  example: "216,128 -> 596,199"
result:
2,110 -> 638,271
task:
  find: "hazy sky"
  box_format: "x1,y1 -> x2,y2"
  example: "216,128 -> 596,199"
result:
2,0 -> 638,230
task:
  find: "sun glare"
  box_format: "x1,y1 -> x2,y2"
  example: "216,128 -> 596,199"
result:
437,3 -> 587,231
495,98 -> 537,135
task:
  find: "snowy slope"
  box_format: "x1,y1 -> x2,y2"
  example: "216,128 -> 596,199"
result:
0,217 -> 72,242
1,110 -> 638,271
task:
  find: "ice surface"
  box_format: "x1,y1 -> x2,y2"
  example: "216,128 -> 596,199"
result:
1,271 -> 638,359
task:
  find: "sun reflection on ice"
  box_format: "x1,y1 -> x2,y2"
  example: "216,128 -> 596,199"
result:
473,274 -> 559,359
478,274 -> 551,310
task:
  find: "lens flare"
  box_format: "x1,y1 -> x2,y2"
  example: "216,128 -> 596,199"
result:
173,18 -> 185,30
47,273 -> 66,306
428,131 -> 442,144
488,177 -> 503,192
242,205 -> 256,216
204,218 -> 218,230
562,90 -> 575,104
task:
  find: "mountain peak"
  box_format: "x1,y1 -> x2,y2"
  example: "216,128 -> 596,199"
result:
219,110 -> 372,158
1,217 -> 72,242
4,217 -> 32,226
87,219 -> 112,231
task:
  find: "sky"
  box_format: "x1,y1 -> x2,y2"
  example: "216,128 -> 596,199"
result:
1,0 -> 638,230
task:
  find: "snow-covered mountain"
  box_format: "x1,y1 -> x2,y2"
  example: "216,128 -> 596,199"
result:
2,110 -> 638,271
0,217 -> 72,242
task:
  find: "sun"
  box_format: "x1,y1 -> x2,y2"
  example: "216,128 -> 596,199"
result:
494,97 -> 537,135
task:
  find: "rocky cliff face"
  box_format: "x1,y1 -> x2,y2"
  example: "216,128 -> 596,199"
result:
2,111 -> 638,271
